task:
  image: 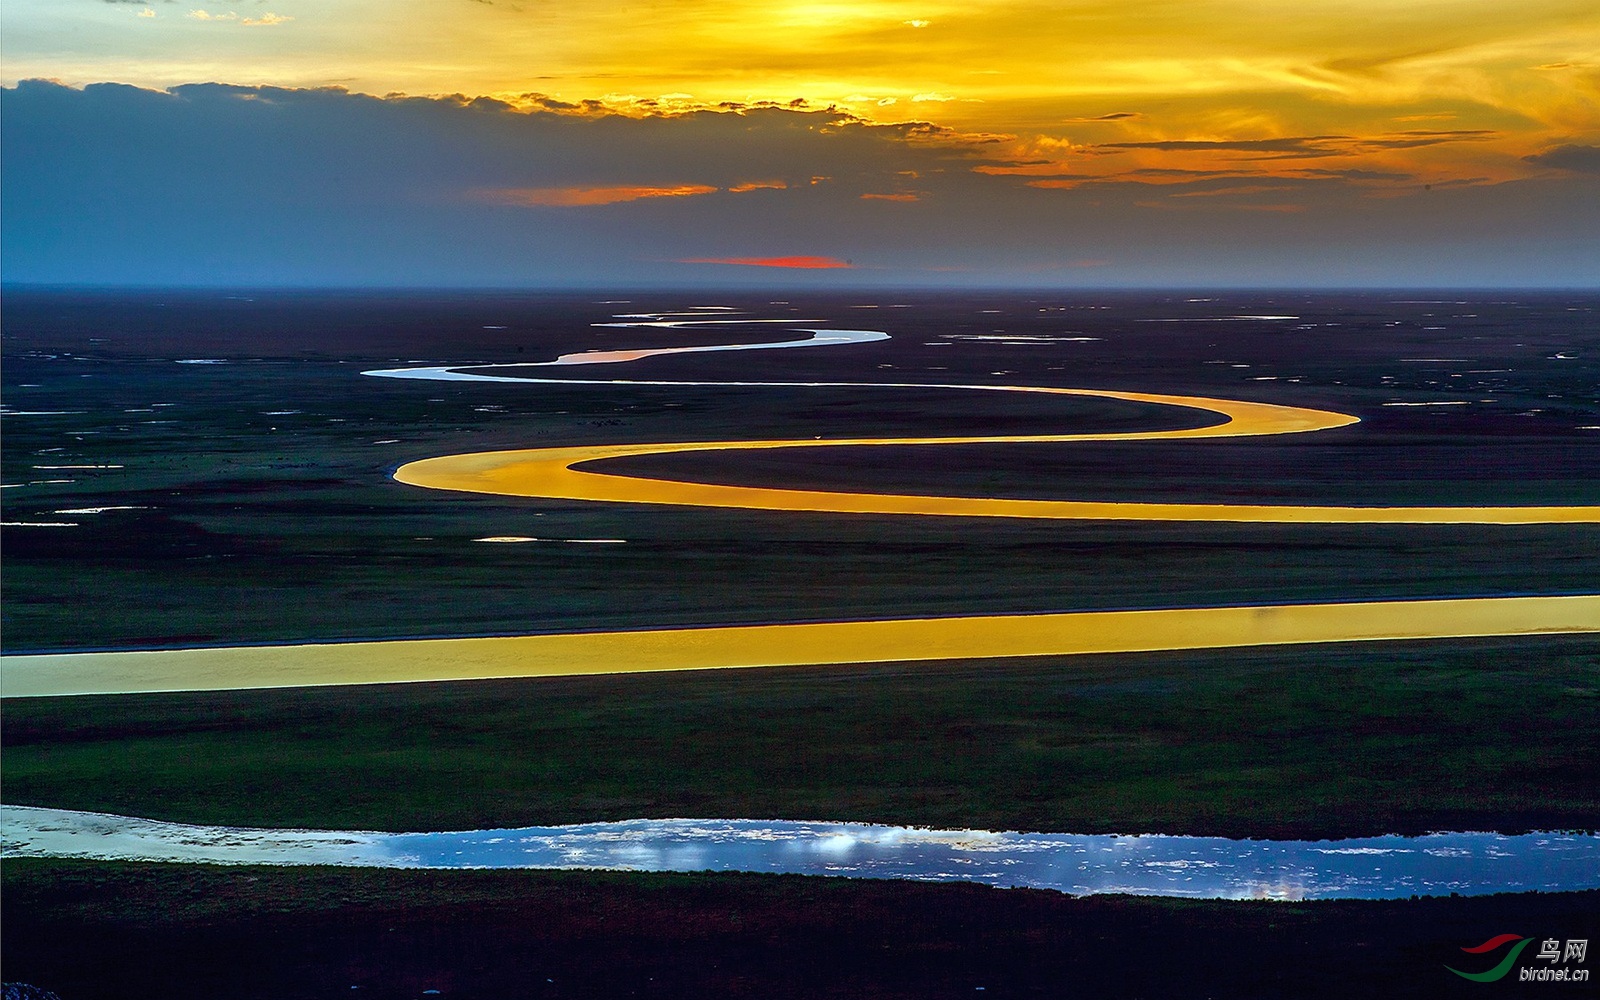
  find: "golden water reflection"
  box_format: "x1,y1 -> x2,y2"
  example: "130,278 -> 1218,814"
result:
5,596 -> 1598,697
394,384 -> 1598,523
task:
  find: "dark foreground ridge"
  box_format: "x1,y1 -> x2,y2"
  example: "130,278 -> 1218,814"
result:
6,860 -> 1598,999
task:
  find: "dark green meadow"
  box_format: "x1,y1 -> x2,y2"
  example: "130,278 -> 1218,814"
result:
5,637 -> 1600,838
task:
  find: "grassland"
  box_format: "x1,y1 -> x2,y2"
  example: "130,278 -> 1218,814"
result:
7,636 -> 1597,839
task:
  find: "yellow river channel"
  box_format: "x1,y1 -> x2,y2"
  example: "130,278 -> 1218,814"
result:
5,383 -> 1598,697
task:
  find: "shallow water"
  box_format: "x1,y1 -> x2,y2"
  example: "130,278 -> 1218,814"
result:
385,821 -> 1600,900
6,807 -> 1597,900
361,326 -> 888,380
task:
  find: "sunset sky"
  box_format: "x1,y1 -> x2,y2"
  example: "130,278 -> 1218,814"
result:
3,0 -> 1596,285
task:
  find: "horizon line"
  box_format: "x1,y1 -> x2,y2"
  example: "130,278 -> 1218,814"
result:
7,282 -> 1599,295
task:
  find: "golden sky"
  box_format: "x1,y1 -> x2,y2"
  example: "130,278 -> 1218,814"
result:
8,2 -> 1596,142
3,1 -> 1597,284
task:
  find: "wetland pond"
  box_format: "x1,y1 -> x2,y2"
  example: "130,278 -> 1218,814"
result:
5,807 -> 1597,901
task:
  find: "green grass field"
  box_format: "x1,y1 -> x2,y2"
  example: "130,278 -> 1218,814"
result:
8,635 -> 1597,838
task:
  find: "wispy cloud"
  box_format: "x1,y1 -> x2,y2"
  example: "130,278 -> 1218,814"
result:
1098,130 -> 1497,158
1168,184 -> 1300,198
478,184 -> 719,206
187,9 -> 293,25
480,180 -> 796,204
678,256 -> 852,269
976,125 -> 1510,190
1099,136 -> 1346,155
1062,112 -> 1141,123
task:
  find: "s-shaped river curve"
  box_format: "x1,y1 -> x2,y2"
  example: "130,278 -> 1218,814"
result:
389,377 -> 1595,524
3,315 -> 1596,697
375,314 -> 1597,525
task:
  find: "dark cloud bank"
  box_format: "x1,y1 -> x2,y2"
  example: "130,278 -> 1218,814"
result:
3,80 -> 1596,287
1524,143 -> 1600,175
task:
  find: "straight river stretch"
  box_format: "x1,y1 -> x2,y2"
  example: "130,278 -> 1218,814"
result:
5,596 -> 1598,696
5,806 -> 1597,901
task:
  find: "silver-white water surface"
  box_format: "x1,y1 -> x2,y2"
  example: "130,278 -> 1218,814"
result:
5,807 -> 1596,900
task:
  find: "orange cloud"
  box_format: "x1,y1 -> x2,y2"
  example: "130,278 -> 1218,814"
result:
678,255 -> 852,269
728,180 -> 787,192
1168,184 -> 1299,198
860,192 -> 920,201
975,123 -> 1525,192
479,184 -> 717,206
1135,199 -> 1307,213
